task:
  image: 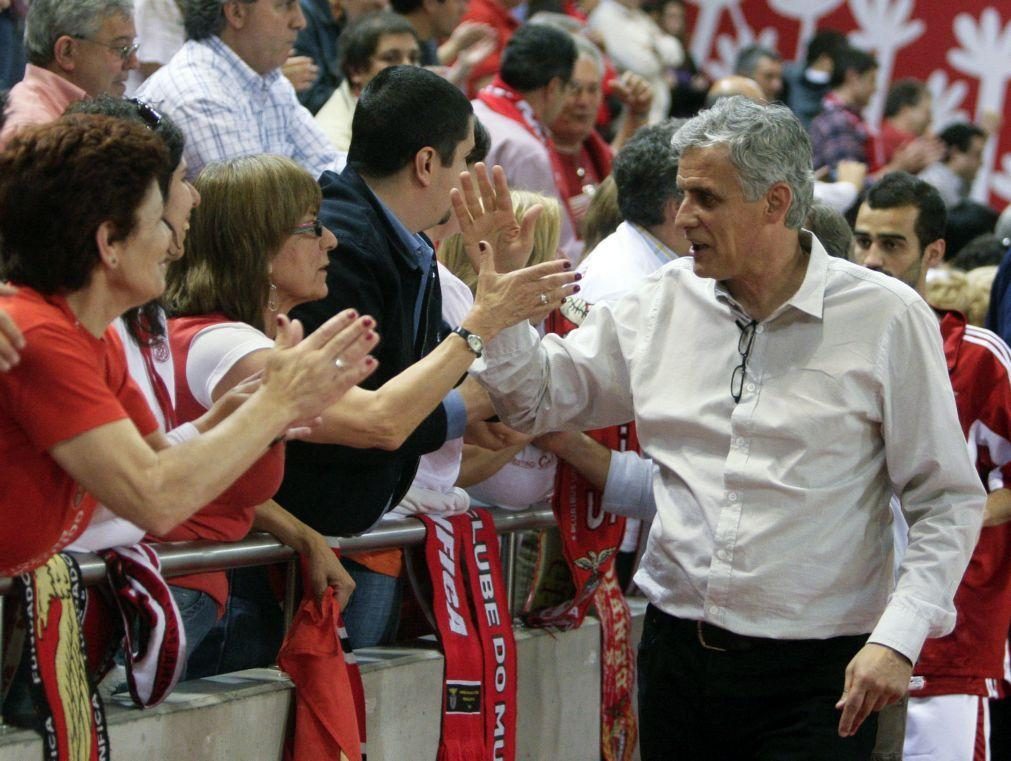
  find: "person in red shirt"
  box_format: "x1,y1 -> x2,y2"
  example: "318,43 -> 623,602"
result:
460,0 -> 521,95
854,171 -> 1011,759
0,115 -> 379,578
549,34 -> 652,232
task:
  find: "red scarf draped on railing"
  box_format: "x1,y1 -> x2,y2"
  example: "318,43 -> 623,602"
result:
420,511 -> 518,761
523,308 -> 639,761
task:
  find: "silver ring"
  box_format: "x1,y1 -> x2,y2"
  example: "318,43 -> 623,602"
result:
335,358 -> 346,370
539,292 -> 549,306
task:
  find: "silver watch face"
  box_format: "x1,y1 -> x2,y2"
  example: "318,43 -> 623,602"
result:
466,333 -> 484,354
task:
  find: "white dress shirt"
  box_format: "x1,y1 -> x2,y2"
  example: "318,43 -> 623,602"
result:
473,232 -> 984,662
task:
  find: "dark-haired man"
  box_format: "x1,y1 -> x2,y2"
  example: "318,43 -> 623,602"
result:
314,12 -> 420,152
472,22 -> 580,260
854,171 -> 1011,760
920,122 -> 988,208
734,44 -> 782,103
278,66 -> 485,646
138,0 -> 342,180
809,46 -> 878,170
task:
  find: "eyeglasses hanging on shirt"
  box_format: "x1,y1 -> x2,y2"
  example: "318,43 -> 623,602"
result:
731,319 -> 758,403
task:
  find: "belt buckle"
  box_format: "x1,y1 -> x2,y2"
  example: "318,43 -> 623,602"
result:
697,621 -> 729,652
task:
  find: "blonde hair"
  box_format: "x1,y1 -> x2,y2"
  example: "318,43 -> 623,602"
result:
925,266 -> 970,315
438,190 -> 562,293
167,155 -> 321,331
581,175 -> 621,256
966,265 -> 998,327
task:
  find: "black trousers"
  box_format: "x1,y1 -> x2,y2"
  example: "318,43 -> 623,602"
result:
637,604 -> 878,761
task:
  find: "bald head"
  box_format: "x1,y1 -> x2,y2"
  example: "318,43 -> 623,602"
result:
704,75 -> 765,108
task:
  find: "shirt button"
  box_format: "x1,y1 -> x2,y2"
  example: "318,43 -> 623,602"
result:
728,492 -> 738,502
756,325 -> 765,334
716,549 -> 729,562
708,605 -> 720,616
745,382 -> 756,393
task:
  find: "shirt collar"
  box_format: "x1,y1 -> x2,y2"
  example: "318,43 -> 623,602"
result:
630,223 -> 679,265
713,229 -> 828,322
374,194 -> 432,271
206,36 -> 281,89
24,64 -> 87,107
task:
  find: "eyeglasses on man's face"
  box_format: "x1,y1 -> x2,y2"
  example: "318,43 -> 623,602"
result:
72,35 -> 140,63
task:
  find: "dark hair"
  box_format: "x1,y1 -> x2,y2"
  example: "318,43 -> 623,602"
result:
499,23 -> 576,92
734,44 -> 780,78
945,200 -> 998,262
613,118 -> 684,227
0,115 -> 170,293
184,0 -> 255,41
950,234 -> 1008,271
806,203 -> 853,260
805,28 -> 847,67
467,117 -> 491,165
390,0 -> 423,13
937,122 -> 986,154
348,65 -> 472,178
864,171 -> 946,250
829,46 -> 876,89
339,11 -> 418,81
883,78 -> 927,119
66,96 -> 184,197
65,95 -> 188,345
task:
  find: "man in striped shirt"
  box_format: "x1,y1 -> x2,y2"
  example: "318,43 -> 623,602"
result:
138,0 -> 343,181
855,171 -> 1011,761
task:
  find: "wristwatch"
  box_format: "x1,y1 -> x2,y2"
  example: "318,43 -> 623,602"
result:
451,326 -> 484,358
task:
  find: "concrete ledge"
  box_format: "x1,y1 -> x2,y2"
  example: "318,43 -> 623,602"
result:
0,610 -> 620,760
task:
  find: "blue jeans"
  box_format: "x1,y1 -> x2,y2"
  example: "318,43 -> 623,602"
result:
340,558 -> 401,650
176,567 -> 284,680
171,584 -> 220,679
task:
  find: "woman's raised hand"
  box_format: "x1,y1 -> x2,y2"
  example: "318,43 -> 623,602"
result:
263,310 -> 379,422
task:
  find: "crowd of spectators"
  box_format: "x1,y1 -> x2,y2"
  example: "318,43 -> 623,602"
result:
2,0 -> 1011,757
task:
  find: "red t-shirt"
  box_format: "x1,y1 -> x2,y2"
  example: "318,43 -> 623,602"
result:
154,315 -> 285,612
0,288 -> 158,575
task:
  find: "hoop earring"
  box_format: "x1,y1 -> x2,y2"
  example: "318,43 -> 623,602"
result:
268,282 -> 279,312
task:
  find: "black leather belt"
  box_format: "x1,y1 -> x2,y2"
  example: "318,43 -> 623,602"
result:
694,620 -> 767,652
649,606 -> 777,653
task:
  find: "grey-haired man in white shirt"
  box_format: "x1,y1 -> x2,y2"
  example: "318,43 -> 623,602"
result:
468,96 -> 984,760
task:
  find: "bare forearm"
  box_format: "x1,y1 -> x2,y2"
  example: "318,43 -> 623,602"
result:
535,431 -> 612,491
253,499 -> 324,554
307,335 -> 475,449
456,443 -> 528,487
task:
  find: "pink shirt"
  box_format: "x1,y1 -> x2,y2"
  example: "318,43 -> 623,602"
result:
0,64 -> 87,149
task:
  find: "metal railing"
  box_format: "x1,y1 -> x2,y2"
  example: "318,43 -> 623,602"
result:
0,507 -> 555,730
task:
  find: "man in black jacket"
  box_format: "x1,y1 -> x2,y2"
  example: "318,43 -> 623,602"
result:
279,65 -> 483,645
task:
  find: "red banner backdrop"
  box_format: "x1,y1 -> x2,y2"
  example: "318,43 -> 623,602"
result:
683,0 -> 1011,210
